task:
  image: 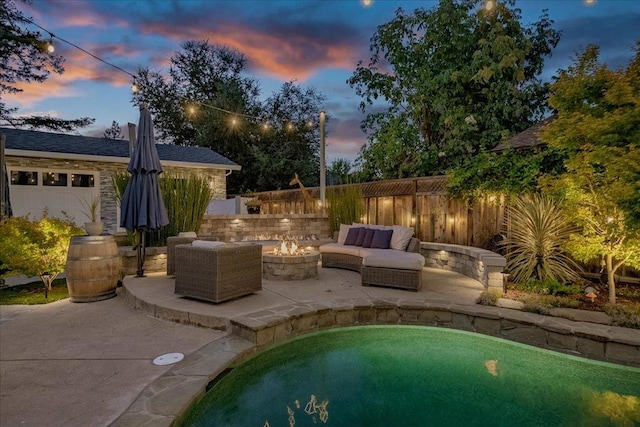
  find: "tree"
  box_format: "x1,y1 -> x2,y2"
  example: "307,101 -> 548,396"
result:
348,0 -> 560,178
248,81 -> 324,191
541,43 -> 640,304
446,147 -> 567,202
328,158 -> 353,185
103,120 -> 123,139
0,0 -> 93,131
133,41 -> 324,193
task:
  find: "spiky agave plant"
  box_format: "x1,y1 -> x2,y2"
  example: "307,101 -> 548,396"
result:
502,193 -> 582,284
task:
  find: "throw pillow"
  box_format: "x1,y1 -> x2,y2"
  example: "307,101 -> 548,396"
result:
361,228 -> 376,248
344,227 -> 361,245
355,227 -> 368,246
337,224 -> 351,244
192,240 -> 225,248
370,229 -> 393,249
177,231 -> 198,238
390,225 -> 415,251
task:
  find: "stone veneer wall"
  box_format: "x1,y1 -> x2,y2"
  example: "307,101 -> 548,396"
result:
420,242 -> 506,291
198,213 -> 330,241
6,156 -> 227,234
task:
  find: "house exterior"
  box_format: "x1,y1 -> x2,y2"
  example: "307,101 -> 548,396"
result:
1,127 -> 240,234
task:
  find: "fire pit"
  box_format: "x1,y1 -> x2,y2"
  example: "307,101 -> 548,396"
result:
262,237 -> 319,281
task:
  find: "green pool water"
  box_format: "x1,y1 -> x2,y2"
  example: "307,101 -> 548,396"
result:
178,326 -> 640,427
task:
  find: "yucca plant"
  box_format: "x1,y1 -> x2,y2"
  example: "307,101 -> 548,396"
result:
327,185 -> 364,235
501,193 -> 583,284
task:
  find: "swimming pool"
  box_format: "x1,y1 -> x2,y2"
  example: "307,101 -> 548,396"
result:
178,326 -> 640,426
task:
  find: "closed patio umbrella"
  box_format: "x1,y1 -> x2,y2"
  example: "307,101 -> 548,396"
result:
1,134 -> 12,219
120,106 -> 169,277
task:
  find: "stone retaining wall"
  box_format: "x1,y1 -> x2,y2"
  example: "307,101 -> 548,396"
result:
420,242 -> 506,291
228,300 -> 640,368
118,246 -> 167,276
199,213 -> 330,241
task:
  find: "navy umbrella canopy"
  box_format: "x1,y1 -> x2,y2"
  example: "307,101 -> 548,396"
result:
120,107 -> 169,276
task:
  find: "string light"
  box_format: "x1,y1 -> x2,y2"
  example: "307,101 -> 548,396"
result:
485,0 -> 495,11
46,35 -> 54,53
22,16 -> 138,91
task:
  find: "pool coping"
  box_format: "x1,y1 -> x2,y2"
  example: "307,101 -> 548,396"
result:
112,290 -> 640,426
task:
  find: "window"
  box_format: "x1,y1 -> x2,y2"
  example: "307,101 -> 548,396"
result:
10,171 -> 38,186
43,172 -> 68,187
71,173 -> 95,188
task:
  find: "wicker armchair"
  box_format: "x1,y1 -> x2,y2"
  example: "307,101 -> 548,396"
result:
174,243 -> 262,303
166,235 -> 219,275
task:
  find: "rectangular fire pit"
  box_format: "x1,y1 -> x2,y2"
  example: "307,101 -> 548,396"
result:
262,252 -> 320,281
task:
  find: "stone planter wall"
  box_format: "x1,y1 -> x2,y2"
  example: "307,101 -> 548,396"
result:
118,246 -> 167,276
420,242 -> 506,291
198,213 -> 330,241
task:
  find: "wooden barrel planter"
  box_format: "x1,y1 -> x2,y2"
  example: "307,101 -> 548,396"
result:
65,235 -> 122,303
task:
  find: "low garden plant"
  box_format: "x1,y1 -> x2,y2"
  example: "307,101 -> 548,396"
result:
0,278 -> 69,305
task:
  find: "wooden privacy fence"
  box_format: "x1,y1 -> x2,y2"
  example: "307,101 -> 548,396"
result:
248,176 -> 506,249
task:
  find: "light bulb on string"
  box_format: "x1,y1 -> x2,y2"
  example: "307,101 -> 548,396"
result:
131,81 -> 139,93
485,0 -> 495,11
46,35 -> 55,53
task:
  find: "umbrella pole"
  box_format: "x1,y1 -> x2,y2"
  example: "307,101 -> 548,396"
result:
136,230 -> 146,277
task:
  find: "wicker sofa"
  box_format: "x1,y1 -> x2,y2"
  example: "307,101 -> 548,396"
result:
174,242 -> 262,303
319,225 -> 425,291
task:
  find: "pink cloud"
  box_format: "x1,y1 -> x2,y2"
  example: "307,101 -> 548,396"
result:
141,21 -> 360,81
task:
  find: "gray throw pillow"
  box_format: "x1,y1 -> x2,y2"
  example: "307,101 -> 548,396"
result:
344,227 -> 362,245
370,229 -> 393,249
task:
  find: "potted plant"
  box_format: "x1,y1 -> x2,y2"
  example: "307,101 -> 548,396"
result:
78,195 -> 103,236
245,198 -> 262,214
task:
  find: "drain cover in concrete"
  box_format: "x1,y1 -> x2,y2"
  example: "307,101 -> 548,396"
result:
153,352 -> 185,366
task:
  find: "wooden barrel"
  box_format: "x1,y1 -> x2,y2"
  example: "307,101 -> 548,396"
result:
65,235 -> 122,303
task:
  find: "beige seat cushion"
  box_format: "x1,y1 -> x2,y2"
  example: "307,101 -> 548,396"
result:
319,242 -> 362,257
363,252 -> 425,271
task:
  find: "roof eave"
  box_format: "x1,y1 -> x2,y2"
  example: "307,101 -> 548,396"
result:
5,149 -> 241,171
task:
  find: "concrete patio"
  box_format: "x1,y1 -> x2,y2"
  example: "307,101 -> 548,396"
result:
1,265 -> 638,427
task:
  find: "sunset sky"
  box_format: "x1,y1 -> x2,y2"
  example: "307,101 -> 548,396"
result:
8,0 -> 640,164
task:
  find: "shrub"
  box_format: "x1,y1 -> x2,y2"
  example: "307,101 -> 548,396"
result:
604,303 -> 640,329
327,185 -> 364,235
111,171 -> 212,246
476,290 -> 502,306
502,193 -> 583,284
522,295 -> 581,310
0,212 -> 84,297
522,301 -> 550,315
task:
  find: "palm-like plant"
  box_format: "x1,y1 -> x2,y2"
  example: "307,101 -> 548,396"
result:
502,193 -> 582,284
